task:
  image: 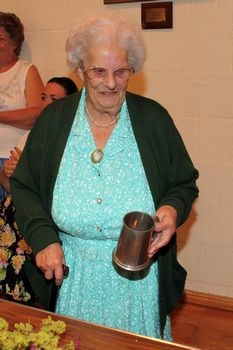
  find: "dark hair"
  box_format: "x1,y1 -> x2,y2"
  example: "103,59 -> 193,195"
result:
0,12 -> 24,56
47,77 -> 78,96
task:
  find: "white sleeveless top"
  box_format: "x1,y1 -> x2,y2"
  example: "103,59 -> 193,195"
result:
0,59 -> 32,157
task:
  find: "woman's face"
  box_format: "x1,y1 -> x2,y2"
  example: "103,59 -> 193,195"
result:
0,26 -> 17,60
77,43 -> 131,115
41,82 -> 67,108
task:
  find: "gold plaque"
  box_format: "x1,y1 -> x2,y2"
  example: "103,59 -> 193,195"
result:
141,2 -> 173,30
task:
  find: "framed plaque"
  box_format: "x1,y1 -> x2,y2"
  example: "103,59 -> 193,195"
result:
141,2 -> 173,29
104,0 -> 153,4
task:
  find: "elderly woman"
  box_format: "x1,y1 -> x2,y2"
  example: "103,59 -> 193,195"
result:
11,14 -> 199,340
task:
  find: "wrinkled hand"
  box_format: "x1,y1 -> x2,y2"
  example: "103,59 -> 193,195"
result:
148,205 -> 177,257
35,243 -> 66,286
3,147 -> 22,177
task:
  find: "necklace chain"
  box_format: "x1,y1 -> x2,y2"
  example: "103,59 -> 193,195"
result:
86,106 -> 120,128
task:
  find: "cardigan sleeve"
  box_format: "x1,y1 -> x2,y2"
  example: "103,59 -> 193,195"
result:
10,93 -> 80,254
155,115 -> 199,226
126,92 -> 199,227
10,108 -> 62,254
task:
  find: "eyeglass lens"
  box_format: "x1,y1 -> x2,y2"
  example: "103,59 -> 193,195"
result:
85,67 -> 133,80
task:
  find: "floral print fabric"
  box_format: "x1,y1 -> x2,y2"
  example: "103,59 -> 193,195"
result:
0,195 -> 34,303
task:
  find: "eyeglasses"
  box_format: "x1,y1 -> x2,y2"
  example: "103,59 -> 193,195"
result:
83,66 -> 135,81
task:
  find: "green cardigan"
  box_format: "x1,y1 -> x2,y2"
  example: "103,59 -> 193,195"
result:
10,90 -> 199,336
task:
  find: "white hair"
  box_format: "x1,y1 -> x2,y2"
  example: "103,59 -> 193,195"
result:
65,12 -> 146,72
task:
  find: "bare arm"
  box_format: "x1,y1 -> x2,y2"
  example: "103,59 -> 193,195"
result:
0,65 -> 44,129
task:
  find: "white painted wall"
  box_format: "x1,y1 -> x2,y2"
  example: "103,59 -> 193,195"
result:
1,0 -> 232,298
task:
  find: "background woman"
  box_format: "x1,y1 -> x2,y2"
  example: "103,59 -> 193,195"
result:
0,12 -> 44,200
11,14 -> 198,339
0,77 -> 78,305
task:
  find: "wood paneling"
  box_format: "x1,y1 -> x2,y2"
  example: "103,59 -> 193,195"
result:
183,290 -> 233,312
172,302 -> 233,350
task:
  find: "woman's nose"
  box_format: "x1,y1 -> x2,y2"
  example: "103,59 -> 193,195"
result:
104,72 -> 117,89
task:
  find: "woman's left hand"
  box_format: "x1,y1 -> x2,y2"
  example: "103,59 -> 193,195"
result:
3,147 -> 22,177
148,205 -> 177,257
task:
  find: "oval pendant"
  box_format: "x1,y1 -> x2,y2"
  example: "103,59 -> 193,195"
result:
91,149 -> 104,163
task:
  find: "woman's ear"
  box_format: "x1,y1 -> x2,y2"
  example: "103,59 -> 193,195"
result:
76,67 -> 84,81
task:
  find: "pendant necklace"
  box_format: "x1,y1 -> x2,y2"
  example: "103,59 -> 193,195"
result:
91,148 -> 104,164
86,106 -> 120,164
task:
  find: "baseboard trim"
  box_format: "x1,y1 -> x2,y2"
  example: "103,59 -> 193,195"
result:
183,290 -> 233,312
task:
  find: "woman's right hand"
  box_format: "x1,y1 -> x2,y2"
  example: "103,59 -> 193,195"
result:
35,243 -> 66,286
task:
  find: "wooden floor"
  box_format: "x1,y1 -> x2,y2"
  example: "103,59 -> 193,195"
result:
171,302 -> 233,350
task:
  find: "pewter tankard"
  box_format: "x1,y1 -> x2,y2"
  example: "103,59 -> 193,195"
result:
112,211 -> 154,271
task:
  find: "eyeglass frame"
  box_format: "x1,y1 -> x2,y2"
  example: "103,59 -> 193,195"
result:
83,65 -> 135,81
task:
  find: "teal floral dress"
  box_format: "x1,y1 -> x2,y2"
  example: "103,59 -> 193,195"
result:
52,89 -> 172,340
0,195 -> 34,304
